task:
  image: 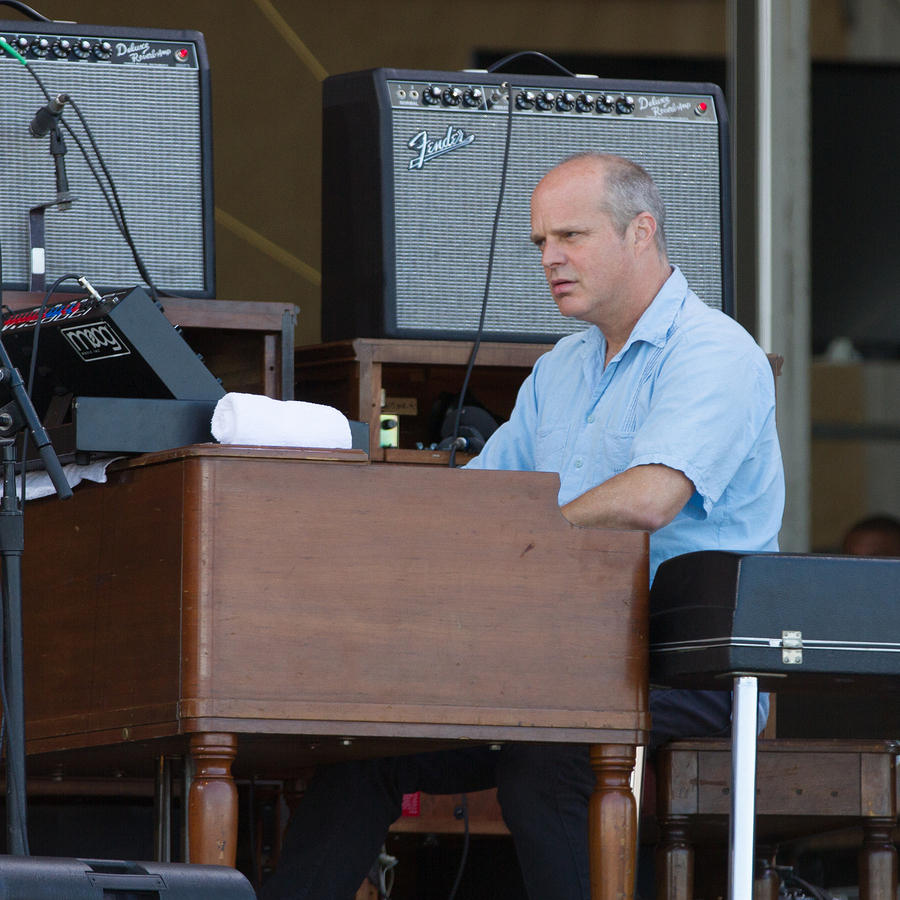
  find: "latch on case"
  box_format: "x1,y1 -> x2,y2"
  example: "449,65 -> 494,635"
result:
781,630 -> 803,664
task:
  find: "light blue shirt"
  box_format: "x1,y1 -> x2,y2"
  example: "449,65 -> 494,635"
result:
466,266 -> 785,582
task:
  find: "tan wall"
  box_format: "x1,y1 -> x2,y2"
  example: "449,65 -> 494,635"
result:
810,361 -> 900,551
12,0 -> 847,344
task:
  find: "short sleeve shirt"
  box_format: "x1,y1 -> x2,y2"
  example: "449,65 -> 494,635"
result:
465,267 -> 785,581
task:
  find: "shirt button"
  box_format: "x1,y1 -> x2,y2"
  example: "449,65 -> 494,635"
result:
587,415 -> 595,424
574,458 -> 583,468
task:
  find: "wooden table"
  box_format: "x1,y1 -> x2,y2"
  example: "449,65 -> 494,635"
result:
21,445 -> 649,899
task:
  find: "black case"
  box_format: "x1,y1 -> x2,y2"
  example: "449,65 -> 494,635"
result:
649,550 -> 900,691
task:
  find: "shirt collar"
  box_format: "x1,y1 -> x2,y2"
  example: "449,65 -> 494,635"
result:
623,265 -> 687,350
576,265 -> 688,362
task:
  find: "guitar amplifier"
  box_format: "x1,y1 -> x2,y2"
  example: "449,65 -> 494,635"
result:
0,20 -> 214,297
322,67 -> 732,342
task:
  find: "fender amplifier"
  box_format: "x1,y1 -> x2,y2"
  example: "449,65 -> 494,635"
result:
0,21 -> 214,297
322,67 -> 732,342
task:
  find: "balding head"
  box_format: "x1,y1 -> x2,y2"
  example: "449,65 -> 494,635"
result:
538,153 -> 668,260
529,152 -> 673,340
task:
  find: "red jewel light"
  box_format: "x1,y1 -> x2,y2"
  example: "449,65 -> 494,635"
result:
176,48 -> 189,62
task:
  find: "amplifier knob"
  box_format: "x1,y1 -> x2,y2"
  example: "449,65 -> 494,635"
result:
14,36 -> 29,52
52,38 -> 72,58
515,90 -> 536,110
32,36 -> 51,56
423,85 -> 443,105
596,94 -> 615,114
462,87 -> 483,108
556,92 -> 575,112
535,90 -> 555,111
575,92 -> 594,112
615,95 -> 635,114
73,38 -> 94,58
93,40 -> 112,60
442,86 -> 462,106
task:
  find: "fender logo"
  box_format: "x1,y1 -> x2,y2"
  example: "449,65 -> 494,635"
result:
408,126 -> 475,170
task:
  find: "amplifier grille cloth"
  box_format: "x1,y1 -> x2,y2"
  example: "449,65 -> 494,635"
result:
0,58 -> 205,292
391,110 -> 722,338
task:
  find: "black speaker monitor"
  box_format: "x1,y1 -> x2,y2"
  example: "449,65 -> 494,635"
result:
0,856 -> 254,898
0,21 -> 215,297
322,67 -> 732,342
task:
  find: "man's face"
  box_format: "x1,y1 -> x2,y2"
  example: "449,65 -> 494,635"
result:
530,163 -> 633,327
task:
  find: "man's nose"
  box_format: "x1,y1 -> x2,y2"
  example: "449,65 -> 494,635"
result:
541,239 -> 565,269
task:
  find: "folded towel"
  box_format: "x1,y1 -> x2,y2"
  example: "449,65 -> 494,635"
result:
211,392 -> 352,449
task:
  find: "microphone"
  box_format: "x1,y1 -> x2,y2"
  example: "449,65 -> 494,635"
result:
29,93 -> 74,210
436,405 -> 499,455
29,93 -> 69,139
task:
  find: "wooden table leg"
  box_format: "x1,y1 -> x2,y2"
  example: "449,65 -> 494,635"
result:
188,732 -> 239,866
589,743 -> 637,900
859,819 -> 898,900
656,814 -> 693,900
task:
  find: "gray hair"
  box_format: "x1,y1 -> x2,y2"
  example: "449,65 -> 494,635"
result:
560,152 -> 668,258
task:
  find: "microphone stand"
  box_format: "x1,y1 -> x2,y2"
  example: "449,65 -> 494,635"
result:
29,122 -> 76,292
0,338 -> 72,855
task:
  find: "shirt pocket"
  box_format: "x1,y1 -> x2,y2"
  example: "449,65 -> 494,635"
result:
534,425 -> 570,472
599,430 -> 635,476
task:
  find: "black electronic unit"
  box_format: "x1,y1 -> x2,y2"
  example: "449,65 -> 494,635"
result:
0,20 -> 215,297
0,856 -> 254,898
322,66 -> 732,343
71,396 -> 218,453
1,286 -> 224,426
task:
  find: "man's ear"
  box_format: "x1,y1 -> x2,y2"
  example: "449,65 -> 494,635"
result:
630,212 -> 657,253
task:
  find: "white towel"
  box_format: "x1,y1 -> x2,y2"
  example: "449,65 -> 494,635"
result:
211,392 -> 352,449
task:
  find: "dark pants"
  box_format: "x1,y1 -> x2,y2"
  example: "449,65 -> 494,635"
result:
259,688 -> 733,900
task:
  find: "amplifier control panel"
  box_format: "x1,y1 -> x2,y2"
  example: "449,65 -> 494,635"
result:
388,78 -> 718,123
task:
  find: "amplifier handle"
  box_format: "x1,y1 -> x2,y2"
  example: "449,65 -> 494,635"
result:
486,50 -> 576,77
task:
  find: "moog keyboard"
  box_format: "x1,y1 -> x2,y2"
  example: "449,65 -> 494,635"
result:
1,286 -> 223,454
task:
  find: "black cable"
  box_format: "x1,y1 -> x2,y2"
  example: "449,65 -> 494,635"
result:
775,867 -> 836,900
448,81 -> 515,468
63,93 -> 162,300
446,794 -> 469,900
20,55 -> 50,100
26,272 -> 83,397
12,272 -> 82,510
0,0 -> 51,20
486,50 -> 576,78
60,119 -> 127,234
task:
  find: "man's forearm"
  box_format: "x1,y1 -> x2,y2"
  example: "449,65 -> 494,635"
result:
560,463 -> 694,532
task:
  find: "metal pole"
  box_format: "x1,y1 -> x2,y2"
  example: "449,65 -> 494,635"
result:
728,675 -> 760,900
